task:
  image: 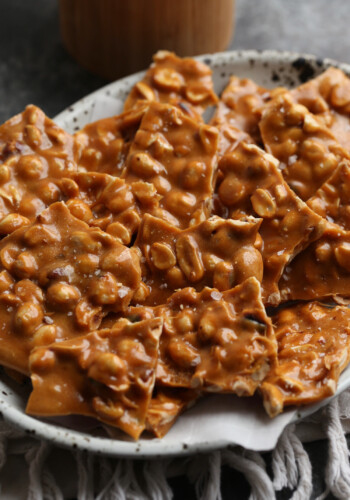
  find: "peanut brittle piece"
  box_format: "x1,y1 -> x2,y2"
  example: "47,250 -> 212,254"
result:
155,278 -> 276,393
279,225 -> 350,301
123,102 -> 219,228
261,302 -> 350,417
64,172 -> 160,245
216,123 -> 253,157
292,67 -> 350,150
134,213 -> 263,305
0,105 -> 78,235
259,91 -> 349,200
0,202 -> 141,374
146,387 -> 199,438
26,318 -> 162,440
75,105 -> 148,176
211,76 -> 269,143
307,160 -> 350,229
124,51 -> 218,116
216,142 -> 326,304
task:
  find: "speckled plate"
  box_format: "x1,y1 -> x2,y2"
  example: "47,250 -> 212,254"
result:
1,50 -> 350,458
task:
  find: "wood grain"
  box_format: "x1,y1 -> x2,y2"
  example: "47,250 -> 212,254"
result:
59,0 -> 235,80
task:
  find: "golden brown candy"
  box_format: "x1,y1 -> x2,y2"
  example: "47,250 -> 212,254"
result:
279,224 -> 350,301
292,67 -> 350,151
123,102 -> 219,229
124,51 -> 218,117
215,123 -> 254,158
144,278 -> 276,394
261,302 -> 350,416
307,160 -> 350,230
211,76 -> 270,143
216,141 -> 326,304
146,387 -> 199,438
0,105 -> 78,235
64,171 -> 160,244
75,105 -> 149,176
27,318 -> 163,440
0,202 -> 141,374
134,213 -> 262,305
260,91 -> 349,200
126,278 -> 276,394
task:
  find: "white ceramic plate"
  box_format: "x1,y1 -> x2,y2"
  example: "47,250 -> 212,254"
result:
1,50 -> 350,458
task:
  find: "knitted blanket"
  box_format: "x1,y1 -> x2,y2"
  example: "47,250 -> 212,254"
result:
1,391 -> 350,500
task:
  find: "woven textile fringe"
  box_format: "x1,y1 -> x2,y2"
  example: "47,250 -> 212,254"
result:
315,398 -> 350,500
1,395 -> 350,500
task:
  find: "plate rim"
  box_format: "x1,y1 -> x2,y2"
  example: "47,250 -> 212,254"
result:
54,48 -> 350,127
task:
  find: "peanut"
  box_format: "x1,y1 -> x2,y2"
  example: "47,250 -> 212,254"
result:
182,161 -> 206,190
176,234 -> 204,282
12,251 -> 38,279
33,325 -> 58,346
89,273 -> 119,305
76,253 -> 100,274
150,242 -> 176,270
0,214 -> 30,235
17,155 -> 44,179
213,261 -> 235,291
129,152 -> 163,177
233,247 -> 263,283
14,302 -> 43,335
334,242 -> 350,272
75,299 -> 102,330
153,68 -> 184,91
47,282 -> 81,307
218,175 -> 247,206
66,199 -> 93,223
251,188 -> 276,218
92,397 -> 124,421
167,339 -> 200,368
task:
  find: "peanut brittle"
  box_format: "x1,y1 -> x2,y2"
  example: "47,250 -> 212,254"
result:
155,278 -> 276,393
0,202 -> 141,374
26,318 -> 163,440
5,57 -> 350,440
124,51 -> 218,117
279,224 -> 350,301
259,91 -> 349,200
216,123 -> 253,158
64,172 -> 160,245
146,387 -> 199,438
0,105 -> 78,235
211,76 -> 269,143
307,160 -> 350,229
261,302 -> 350,417
292,67 -> 350,150
75,105 -> 149,176
216,141 -> 326,304
123,102 -> 219,228
134,213 -> 263,305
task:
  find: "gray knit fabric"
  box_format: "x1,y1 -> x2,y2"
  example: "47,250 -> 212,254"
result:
0,390 -> 350,500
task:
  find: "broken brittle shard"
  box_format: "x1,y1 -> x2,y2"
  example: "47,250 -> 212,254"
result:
134,213 -> 263,305
261,302 -> 350,417
259,90 -> 349,200
0,105 -> 79,235
216,141 -> 326,304
123,102 -> 219,229
26,318 -> 163,440
0,202 -> 141,374
124,50 -> 218,117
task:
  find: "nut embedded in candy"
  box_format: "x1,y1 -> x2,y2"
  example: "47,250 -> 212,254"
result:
1,53 -> 350,441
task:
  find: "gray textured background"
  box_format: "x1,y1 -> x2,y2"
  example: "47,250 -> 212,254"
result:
0,1 -> 349,498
